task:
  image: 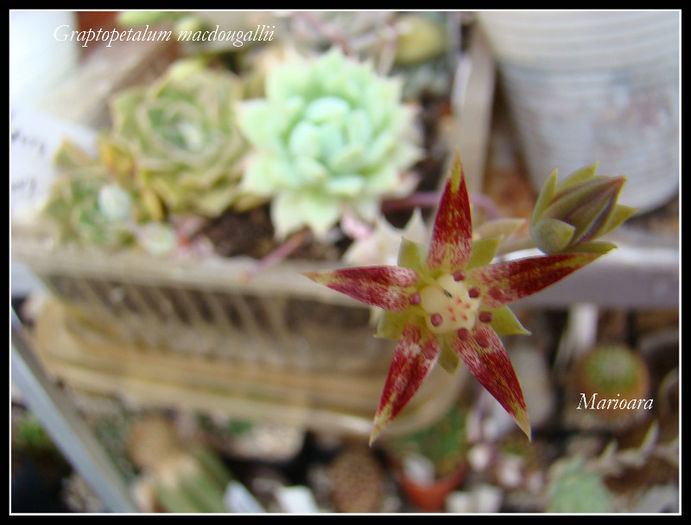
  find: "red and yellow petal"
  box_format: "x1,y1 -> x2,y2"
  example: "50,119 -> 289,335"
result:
466,252 -> 601,310
370,322 -> 440,444
449,324 -> 531,439
304,266 -> 419,312
426,152 -> 473,274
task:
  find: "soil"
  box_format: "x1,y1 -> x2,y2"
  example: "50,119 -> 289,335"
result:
200,204 -> 343,262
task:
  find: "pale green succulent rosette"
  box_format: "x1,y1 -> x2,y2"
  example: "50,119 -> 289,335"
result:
43,140 -> 137,250
101,59 -> 264,220
238,49 -> 422,239
44,140 -> 180,256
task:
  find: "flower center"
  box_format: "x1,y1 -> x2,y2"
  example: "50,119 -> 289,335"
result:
419,274 -> 481,334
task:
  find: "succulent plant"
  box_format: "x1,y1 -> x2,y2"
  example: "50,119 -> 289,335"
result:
530,163 -> 636,255
391,404 -> 468,479
287,11 -> 397,61
575,344 -> 651,418
546,458 -> 613,513
305,154 -> 609,443
127,416 -> 233,513
43,140 -> 137,250
286,11 -> 452,101
328,446 -> 385,513
393,13 -> 447,67
99,59 -> 264,220
44,139 -> 181,255
237,48 -> 422,239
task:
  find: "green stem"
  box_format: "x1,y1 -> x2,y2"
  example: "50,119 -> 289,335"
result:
381,191 -> 502,220
240,228 -> 312,281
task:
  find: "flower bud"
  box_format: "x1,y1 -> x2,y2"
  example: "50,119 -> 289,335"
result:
530,163 -> 636,254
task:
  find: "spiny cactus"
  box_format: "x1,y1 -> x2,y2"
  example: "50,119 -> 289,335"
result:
575,344 -> 651,417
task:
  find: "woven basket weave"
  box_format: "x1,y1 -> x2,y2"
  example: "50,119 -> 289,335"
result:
15,234 -> 464,437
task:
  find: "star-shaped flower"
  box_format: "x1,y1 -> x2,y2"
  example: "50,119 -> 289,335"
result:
305,153 -> 607,444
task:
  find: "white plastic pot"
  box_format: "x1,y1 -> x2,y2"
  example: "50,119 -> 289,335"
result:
479,11 -> 679,212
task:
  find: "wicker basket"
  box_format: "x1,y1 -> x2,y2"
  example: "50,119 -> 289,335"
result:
14,233 -> 465,438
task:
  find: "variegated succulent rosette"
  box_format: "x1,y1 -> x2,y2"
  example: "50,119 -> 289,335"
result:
306,153 -> 612,444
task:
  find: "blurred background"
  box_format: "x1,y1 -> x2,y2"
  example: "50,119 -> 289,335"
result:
11,10 -> 679,514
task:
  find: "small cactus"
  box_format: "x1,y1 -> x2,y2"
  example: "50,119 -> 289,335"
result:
328,446 -> 385,513
389,405 -> 468,479
575,344 -> 651,418
127,416 -> 233,513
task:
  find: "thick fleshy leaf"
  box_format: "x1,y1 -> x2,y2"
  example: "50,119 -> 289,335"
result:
426,152 -> 473,274
370,322 -> 440,444
603,204 -> 637,235
304,266 -> 419,312
467,252 -> 601,310
448,324 -> 530,439
557,162 -> 599,193
531,168 -> 559,223
531,217 -> 576,254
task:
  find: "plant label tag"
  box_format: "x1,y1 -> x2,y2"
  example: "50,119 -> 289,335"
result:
10,106 -> 97,222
